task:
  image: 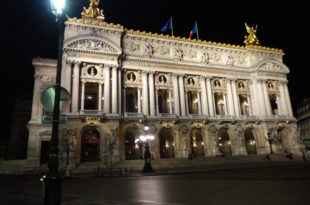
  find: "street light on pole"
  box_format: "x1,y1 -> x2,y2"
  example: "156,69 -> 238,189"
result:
139,123 -> 155,173
41,0 -> 66,204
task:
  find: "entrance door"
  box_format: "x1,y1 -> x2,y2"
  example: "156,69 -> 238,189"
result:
190,128 -> 204,157
244,128 -> 257,154
218,128 -> 232,156
159,128 -> 175,159
81,128 -> 100,162
125,129 -> 142,160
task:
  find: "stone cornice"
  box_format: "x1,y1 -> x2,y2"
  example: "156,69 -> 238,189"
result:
125,29 -> 284,54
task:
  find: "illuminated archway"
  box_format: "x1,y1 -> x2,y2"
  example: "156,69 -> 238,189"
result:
159,127 -> 175,159
81,126 -> 100,162
218,128 -> 232,156
244,128 -> 257,154
190,128 -> 204,157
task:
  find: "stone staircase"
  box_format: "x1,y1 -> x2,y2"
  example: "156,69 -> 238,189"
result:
70,153 -> 301,176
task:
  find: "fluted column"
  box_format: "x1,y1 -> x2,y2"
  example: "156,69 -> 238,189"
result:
104,65 -> 111,114
173,74 -> 180,115
71,61 -> 80,113
278,82 -> 289,115
197,92 -> 202,114
148,71 -> 155,116
226,79 -> 235,115
142,71 -> 149,115
283,81 -> 293,117
137,88 -> 141,113
169,90 -> 173,114
60,57 -> 67,88
118,69 -> 122,114
200,77 -> 209,115
112,66 -> 118,114
31,74 -> 42,121
231,79 -> 240,117
262,80 -> 272,116
98,82 -> 103,111
64,60 -> 72,93
257,80 -> 267,116
206,77 -> 214,116
179,75 -> 186,116
223,93 -> 228,115
155,89 -> 159,114
80,81 -> 85,111
249,80 -> 258,116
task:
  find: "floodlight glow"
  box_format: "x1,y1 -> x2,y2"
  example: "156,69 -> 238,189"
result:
51,0 -> 66,15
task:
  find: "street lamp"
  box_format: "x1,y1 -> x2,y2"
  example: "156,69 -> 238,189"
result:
138,123 -> 155,173
41,0 -> 66,204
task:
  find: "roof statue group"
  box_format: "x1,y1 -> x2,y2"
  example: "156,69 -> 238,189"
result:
81,0 -> 260,46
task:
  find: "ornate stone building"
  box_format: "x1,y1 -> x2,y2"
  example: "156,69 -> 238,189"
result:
26,1 -> 302,170
297,98 -> 310,152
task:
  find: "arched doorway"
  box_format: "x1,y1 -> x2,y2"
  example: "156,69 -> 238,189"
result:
81,127 -> 100,162
190,128 -> 204,157
244,128 -> 257,154
159,128 -> 175,158
124,128 -> 142,160
218,128 -> 232,156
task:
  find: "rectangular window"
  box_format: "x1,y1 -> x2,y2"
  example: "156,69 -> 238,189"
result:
126,87 -> 138,112
269,94 -> 279,115
187,91 -> 199,114
158,89 -> 169,113
84,82 -> 99,110
239,95 -> 250,116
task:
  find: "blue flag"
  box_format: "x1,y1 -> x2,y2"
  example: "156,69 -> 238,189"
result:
161,19 -> 172,32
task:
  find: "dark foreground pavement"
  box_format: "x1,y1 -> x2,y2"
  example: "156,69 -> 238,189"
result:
1,162 -> 310,205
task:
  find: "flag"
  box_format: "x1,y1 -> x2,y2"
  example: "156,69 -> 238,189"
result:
188,22 -> 199,39
161,17 -> 174,36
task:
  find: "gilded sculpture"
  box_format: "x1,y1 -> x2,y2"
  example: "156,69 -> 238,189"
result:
244,23 -> 260,46
81,0 -> 105,20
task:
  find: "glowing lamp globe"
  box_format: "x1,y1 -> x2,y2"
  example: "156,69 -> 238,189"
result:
51,0 -> 66,15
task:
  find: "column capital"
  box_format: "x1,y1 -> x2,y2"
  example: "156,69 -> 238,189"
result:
147,70 -> 155,74
226,77 -> 237,82
73,60 -> 81,65
98,81 -> 104,85
81,80 -> 86,84
257,79 -> 267,83
66,59 -> 74,64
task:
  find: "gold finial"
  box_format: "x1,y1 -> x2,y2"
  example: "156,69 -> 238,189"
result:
81,0 -> 105,21
244,23 -> 260,46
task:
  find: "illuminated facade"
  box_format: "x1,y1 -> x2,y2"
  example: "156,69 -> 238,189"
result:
26,2 -> 302,170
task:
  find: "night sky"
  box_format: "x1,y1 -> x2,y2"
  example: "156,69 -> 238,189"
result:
1,0 -> 309,136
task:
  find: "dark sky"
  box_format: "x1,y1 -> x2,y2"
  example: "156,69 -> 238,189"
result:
1,0 -> 309,135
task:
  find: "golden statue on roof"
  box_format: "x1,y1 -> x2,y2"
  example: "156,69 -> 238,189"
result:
81,0 -> 105,21
244,23 -> 260,46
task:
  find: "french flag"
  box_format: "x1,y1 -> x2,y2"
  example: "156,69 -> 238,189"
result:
188,22 -> 199,39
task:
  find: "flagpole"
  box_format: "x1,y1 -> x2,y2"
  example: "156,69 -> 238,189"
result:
196,21 -> 200,40
170,16 -> 174,37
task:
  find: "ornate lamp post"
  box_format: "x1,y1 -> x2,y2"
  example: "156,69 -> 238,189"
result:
41,0 -> 66,204
139,123 -> 155,173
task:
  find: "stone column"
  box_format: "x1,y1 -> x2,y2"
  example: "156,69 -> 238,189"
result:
148,71 -> 155,116
31,74 -> 42,122
142,71 -> 149,115
247,95 -> 252,115
179,75 -> 186,116
80,81 -> 85,111
60,56 -> 67,88
226,79 -> 235,116
118,69 -> 122,114
112,66 -> 118,114
283,81 -> 293,117
223,94 -> 228,115
200,77 -> 209,115
231,79 -> 240,117
206,77 -> 215,116
155,89 -> 159,114
169,90 -> 173,114
137,88 -> 141,113
262,80 -> 272,116
257,80 -> 267,116
71,61 -> 80,113
249,80 -> 258,116
173,74 -> 180,115
185,91 -> 189,115
104,65 -> 110,114
197,92 -> 202,114
98,82 -> 103,111
278,82 -> 289,116
64,60 -> 72,93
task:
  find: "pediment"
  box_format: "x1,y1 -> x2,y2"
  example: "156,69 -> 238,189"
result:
256,61 -> 290,73
64,36 -> 121,55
